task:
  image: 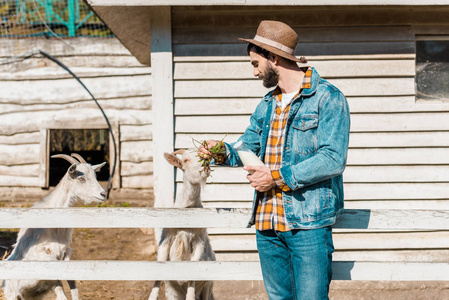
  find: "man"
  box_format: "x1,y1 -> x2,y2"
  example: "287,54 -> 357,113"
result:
199,20 -> 350,299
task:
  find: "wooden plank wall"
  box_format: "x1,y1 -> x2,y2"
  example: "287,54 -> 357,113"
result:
171,6 -> 449,261
0,38 -> 153,190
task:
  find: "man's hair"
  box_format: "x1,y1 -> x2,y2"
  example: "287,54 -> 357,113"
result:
246,43 -> 271,59
246,42 -> 300,65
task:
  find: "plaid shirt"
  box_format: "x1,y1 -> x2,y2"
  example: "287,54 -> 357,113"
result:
255,67 -> 312,231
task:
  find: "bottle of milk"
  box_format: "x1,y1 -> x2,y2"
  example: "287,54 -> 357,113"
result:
233,141 -> 265,174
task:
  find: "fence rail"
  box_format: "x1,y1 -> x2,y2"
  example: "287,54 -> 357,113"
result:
1,208 -> 448,281
1,261 -> 449,281
1,208 -> 449,230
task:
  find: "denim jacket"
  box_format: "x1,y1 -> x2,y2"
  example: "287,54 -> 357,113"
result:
224,68 -> 350,229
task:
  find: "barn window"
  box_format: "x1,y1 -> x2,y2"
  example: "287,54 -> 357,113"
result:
49,129 -> 110,187
416,38 -> 449,101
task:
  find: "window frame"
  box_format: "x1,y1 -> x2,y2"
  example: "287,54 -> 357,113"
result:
415,35 -> 449,101
39,121 -> 120,189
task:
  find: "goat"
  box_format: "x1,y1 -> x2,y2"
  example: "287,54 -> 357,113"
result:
2,153 -> 106,300
149,149 -> 216,300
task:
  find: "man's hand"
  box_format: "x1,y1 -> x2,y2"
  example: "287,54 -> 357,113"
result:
197,139 -> 219,159
244,165 -> 275,192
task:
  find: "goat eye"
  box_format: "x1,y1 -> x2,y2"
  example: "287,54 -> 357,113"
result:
78,177 -> 86,182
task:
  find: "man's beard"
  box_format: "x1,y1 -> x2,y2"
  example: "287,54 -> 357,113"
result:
261,63 -> 279,88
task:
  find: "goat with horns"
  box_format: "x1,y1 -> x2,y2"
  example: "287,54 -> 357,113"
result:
2,153 -> 106,300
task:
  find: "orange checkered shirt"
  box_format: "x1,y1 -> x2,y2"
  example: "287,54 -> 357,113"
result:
255,67 -> 312,232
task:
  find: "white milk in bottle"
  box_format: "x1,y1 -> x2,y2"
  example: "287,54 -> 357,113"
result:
233,141 -> 265,174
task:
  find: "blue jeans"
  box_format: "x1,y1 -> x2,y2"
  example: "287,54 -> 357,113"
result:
256,226 -> 334,300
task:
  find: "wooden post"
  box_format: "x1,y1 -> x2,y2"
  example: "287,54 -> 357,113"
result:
151,6 -> 174,209
39,129 -> 50,188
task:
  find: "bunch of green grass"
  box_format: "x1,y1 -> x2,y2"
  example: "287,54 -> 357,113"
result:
192,134 -> 227,175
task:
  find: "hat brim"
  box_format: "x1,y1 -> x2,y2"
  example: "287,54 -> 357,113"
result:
239,37 -> 306,64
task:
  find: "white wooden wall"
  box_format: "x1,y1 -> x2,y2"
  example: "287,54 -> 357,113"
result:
0,39 -> 153,190
170,6 -> 449,261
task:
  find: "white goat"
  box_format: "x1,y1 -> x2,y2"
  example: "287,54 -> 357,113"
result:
149,149 -> 216,300
2,153 -> 106,300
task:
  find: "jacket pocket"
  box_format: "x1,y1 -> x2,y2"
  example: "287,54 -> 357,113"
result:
291,114 -> 319,155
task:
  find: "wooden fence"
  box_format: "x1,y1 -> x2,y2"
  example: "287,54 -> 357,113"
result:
1,208 -> 449,281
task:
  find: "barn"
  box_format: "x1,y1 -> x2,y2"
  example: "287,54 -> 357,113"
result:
1,0 -> 449,297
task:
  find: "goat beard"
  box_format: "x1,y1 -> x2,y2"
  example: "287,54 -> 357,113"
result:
261,63 -> 279,88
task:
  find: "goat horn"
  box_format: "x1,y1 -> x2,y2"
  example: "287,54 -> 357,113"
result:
51,154 -> 79,165
172,149 -> 186,155
71,153 -> 87,163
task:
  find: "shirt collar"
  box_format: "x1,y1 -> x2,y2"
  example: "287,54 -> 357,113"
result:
272,67 -> 313,97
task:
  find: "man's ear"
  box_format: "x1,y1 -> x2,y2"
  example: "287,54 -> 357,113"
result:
268,53 -> 278,64
164,152 -> 183,169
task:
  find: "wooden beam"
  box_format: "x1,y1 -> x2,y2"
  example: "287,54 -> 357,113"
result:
151,6 -> 175,209
1,261 -> 449,281
0,208 -> 448,230
87,0 -> 449,6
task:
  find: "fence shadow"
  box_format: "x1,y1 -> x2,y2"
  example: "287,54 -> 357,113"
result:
332,261 -> 356,280
334,209 -> 371,230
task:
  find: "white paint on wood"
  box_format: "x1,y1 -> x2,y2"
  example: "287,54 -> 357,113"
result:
179,182 -> 449,202
1,260 -> 449,281
121,175 -> 154,189
120,124 -> 153,142
333,249 -> 449,263
344,165 -> 449,183
0,67 -> 151,80
0,96 -> 152,115
151,6 -> 175,208
203,198 -> 449,210
174,60 -> 415,80
0,132 -> 40,145
173,41 -> 415,58
173,54 -> 416,62
344,183 -> 449,201
202,201 -> 252,208
0,109 -> 150,136
210,231 -> 449,251
348,131 -> 449,148
176,132 -> 449,149
174,77 -> 414,98
0,144 -> 40,166
121,161 -> 154,176
175,165 -> 449,184
216,249 -> 449,262
120,141 -> 153,163
175,113 -> 449,133
174,96 -> 449,115
0,208 -> 448,230
347,148 -> 449,165
0,164 -> 39,177
0,56 -> 144,70
173,26 -> 414,44
0,38 -> 131,57
0,75 -> 152,104
0,175 -> 40,187
344,200 -> 449,210
39,129 -> 49,188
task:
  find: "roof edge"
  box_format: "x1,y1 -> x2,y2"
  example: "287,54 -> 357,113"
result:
86,0 -> 449,6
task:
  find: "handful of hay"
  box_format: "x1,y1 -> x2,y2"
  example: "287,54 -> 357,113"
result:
192,134 -> 227,175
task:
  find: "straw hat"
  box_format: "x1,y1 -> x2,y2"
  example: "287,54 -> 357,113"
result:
239,20 -> 306,63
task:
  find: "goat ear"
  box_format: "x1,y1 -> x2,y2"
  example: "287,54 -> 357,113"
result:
92,162 -> 106,172
164,152 -> 183,169
68,164 -> 77,179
